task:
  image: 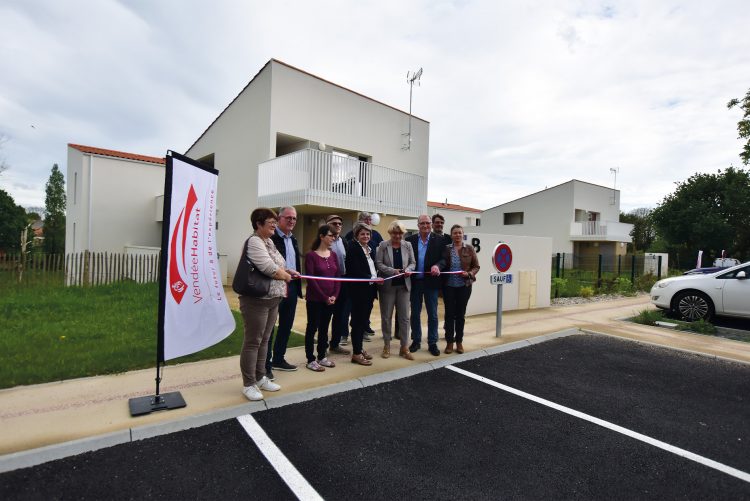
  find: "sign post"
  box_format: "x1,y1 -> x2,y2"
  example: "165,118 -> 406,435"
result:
491,243 -> 513,337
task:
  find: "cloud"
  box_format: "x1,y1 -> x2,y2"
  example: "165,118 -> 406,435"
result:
0,0 -> 749,216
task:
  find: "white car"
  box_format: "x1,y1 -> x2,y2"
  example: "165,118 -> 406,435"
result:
650,261 -> 750,321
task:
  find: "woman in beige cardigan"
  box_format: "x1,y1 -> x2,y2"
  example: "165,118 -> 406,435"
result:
239,207 -> 296,401
375,220 -> 416,360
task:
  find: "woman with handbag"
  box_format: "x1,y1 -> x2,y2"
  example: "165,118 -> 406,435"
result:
345,222 -> 378,366
442,224 -> 480,355
375,220 -> 416,360
303,224 -> 341,372
238,207 -> 295,401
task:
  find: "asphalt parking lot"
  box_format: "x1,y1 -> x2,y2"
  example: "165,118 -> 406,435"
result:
2,334 -> 748,500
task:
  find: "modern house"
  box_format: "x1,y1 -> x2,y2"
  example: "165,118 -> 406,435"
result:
481,180 -> 633,258
65,59 -> 429,283
184,59 -> 429,277
426,201 -> 482,229
65,144 -> 165,255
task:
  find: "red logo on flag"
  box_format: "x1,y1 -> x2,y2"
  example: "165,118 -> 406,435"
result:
169,185 -> 198,304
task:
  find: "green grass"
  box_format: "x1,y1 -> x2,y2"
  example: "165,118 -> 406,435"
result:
631,309 -> 665,326
0,281 -> 302,389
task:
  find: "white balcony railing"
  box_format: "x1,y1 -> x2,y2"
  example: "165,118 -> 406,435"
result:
258,149 -> 426,217
570,220 -> 633,242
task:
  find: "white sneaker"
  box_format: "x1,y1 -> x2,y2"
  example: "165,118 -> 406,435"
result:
242,385 -> 263,401
258,375 -> 281,392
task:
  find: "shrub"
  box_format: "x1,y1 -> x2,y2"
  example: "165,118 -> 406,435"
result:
634,273 -> 658,292
579,286 -> 594,298
613,277 -> 635,296
632,309 -> 664,326
679,319 -> 717,335
551,277 -> 568,297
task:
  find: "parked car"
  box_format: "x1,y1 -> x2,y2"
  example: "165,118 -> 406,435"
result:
651,262 -> 750,321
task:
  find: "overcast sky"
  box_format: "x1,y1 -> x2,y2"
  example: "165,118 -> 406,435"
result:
1,0 -> 748,214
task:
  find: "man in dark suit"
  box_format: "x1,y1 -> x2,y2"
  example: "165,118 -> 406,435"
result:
406,214 -> 446,356
265,206 -> 303,380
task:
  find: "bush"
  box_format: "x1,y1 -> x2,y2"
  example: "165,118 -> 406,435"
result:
579,286 -> 594,298
632,309 -> 664,326
634,273 -> 658,292
551,277 -> 568,297
679,319 -> 717,335
613,277 -> 635,296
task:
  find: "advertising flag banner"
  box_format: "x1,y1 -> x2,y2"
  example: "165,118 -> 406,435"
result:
160,152 -> 235,361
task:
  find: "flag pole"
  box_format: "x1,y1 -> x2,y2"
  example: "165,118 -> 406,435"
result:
129,151 -> 186,416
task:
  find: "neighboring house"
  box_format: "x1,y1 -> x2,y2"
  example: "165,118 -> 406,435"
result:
65,59 -> 429,283
427,201 -> 482,230
65,144 -> 165,255
481,180 -> 633,258
185,59 -> 429,277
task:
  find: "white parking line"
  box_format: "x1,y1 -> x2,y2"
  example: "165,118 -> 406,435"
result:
446,365 -> 750,484
237,414 -> 324,501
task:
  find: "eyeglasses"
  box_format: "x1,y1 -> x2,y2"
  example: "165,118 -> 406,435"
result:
418,222 -> 431,225
329,221 -> 342,226
281,216 -> 297,221
325,233 -> 335,237
264,220 -> 278,226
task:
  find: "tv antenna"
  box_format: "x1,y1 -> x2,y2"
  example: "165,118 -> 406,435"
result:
403,67 -> 423,150
609,167 -> 619,205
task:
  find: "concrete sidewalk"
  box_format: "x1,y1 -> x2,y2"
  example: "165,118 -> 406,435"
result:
2,293 -> 749,461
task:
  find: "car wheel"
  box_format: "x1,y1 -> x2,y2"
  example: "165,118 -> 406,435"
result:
673,290 -> 714,322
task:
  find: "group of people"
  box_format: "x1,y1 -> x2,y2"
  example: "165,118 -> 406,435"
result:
237,207 -> 479,401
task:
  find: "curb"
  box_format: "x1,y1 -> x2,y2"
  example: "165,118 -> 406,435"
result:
0,329 -> 579,474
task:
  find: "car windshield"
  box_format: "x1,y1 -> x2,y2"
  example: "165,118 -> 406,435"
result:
717,265 -> 750,279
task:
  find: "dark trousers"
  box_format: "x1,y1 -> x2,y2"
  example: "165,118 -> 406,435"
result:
305,300 -> 333,362
349,284 -> 375,355
443,285 -> 471,343
266,280 -> 300,371
331,284 -> 350,348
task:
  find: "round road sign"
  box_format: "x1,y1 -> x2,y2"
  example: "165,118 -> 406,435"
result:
493,243 -> 512,272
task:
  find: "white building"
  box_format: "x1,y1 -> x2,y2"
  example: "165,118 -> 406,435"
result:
185,59 -> 429,277
65,59 -> 429,283
65,143 -> 165,255
426,201 -> 482,230
481,180 -> 633,258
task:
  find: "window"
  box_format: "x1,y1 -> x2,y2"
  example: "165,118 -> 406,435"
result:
504,212 -> 524,225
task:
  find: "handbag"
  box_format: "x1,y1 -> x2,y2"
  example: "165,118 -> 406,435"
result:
232,237 -> 272,297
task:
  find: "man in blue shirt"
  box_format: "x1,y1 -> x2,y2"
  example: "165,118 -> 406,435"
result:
406,214 -> 446,356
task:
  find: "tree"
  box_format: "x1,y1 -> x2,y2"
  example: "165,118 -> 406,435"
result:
619,208 -> 656,253
651,167 -> 750,267
43,163 -> 66,254
0,189 -> 27,253
728,88 -> 750,165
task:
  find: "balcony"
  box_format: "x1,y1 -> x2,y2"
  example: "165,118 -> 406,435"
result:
258,149 -> 426,217
570,220 -> 633,242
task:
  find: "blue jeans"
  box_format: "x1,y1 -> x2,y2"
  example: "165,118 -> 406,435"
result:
266,280 -> 300,371
410,279 -> 439,347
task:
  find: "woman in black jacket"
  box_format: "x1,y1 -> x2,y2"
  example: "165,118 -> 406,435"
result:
345,222 -> 378,366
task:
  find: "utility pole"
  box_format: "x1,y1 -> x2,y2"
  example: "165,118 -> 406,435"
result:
403,67 -> 423,150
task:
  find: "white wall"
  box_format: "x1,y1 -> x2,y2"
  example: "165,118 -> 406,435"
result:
427,206 -> 482,230
187,60 -> 430,283
482,182 -> 574,254
66,148 -> 163,254
186,64 -> 273,283
480,180 -> 626,255
270,61 -> 429,179
463,232 -> 552,316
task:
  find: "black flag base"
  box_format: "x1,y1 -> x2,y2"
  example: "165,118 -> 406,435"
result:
128,392 -> 186,417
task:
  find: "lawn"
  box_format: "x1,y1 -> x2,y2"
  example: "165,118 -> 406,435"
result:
0,281 -> 302,389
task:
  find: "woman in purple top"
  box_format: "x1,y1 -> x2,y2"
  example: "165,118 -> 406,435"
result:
304,224 -> 341,372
